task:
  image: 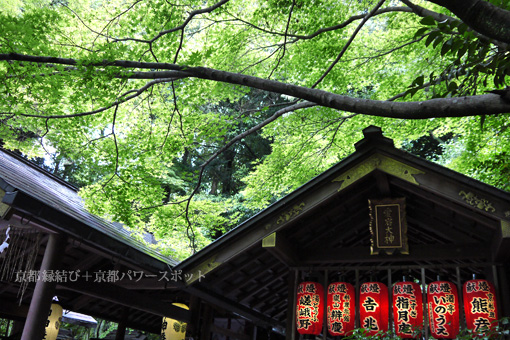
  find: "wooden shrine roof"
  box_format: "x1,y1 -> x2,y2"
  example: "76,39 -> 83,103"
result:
0,148 -> 177,269
174,125 -> 510,331
1,126 -> 509,335
0,149 -> 188,333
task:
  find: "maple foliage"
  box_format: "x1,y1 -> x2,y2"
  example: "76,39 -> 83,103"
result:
0,0 -> 509,259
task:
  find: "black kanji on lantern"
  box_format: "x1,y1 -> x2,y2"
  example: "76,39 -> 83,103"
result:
362,296 -> 379,312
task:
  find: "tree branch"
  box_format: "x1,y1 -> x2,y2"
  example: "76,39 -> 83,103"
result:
312,0 -> 387,88
226,7 -> 411,42
1,78 -> 175,119
402,0 -> 509,49
112,0 -> 230,44
401,0 -> 456,23
268,0 -> 295,79
426,0 -> 510,45
2,53 -> 510,119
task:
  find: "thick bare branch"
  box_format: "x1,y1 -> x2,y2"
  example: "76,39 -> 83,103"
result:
426,0 -> 510,45
2,53 -> 510,119
401,0 -> 455,23
402,0 -> 508,49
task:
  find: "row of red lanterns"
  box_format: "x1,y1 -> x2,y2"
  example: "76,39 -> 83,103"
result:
296,279 -> 498,338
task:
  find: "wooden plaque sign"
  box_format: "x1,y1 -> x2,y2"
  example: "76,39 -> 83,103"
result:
369,198 -> 408,255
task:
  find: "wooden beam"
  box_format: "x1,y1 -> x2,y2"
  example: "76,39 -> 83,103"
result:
292,262 -> 496,272
407,196 -> 492,241
69,253 -> 103,271
411,166 -> 510,222
237,270 -> 286,304
302,243 -> 490,264
262,232 -> 299,267
69,238 -> 161,273
57,281 -> 190,322
230,262 -> 283,301
390,177 -> 500,228
185,285 -> 280,329
406,215 -> 476,244
491,220 -> 510,262
115,277 -> 179,290
220,257 -> 265,283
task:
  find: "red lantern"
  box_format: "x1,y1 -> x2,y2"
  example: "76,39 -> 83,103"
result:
360,282 -> 389,336
427,281 -> 460,339
392,282 -> 423,338
296,281 -> 324,335
463,279 -> 498,334
327,282 -> 355,336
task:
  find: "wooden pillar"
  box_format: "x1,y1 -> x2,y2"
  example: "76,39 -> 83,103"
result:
21,233 -> 66,340
455,266 -> 466,330
285,270 -> 298,340
355,269 -> 359,329
421,268 -> 428,340
115,322 -> 126,340
115,309 -> 129,340
188,295 -> 201,339
497,264 -> 510,317
199,303 -> 213,340
387,269 -> 392,332
322,270 -> 327,340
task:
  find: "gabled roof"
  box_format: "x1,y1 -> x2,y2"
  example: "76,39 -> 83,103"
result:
0,148 -> 177,269
175,125 -> 510,329
0,148 -> 188,332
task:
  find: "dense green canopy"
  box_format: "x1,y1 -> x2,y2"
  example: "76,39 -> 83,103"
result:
1,0 -> 509,259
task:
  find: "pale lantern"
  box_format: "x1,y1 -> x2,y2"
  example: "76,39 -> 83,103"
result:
162,303 -> 189,340
43,303 -> 63,340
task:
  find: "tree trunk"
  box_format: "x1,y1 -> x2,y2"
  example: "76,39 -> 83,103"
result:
427,0 -> 510,44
